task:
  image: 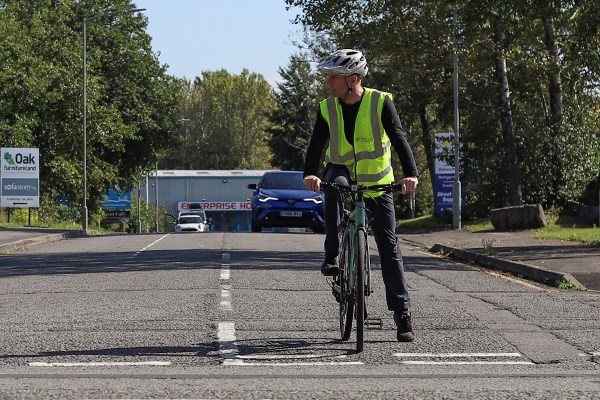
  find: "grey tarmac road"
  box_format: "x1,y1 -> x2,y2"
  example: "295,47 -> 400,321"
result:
0,232 -> 599,399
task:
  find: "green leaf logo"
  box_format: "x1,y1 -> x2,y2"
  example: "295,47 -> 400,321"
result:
3,152 -> 15,165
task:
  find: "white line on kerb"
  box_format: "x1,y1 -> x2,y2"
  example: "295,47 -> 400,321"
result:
30,361 -> 171,367
134,234 -> 170,256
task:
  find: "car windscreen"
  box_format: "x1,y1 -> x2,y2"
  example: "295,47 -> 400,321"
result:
261,173 -> 305,190
179,216 -> 202,223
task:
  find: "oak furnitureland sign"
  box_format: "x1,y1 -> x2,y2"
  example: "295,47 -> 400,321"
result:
1,147 -> 40,207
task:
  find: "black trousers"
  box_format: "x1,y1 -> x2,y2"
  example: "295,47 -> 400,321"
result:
322,164 -> 411,311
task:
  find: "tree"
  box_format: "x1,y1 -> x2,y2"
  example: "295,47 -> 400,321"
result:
284,0 -> 599,217
0,0 -> 181,219
162,69 -> 276,170
268,53 -> 323,170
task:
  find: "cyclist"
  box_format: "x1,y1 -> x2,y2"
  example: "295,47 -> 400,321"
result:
303,49 -> 419,342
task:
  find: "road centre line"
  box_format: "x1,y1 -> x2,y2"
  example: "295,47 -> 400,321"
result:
220,253 -> 232,309
221,285 -> 233,311
218,322 -> 244,366
134,234 -> 170,256
220,265 -> 230,280
30,361 -> 171,367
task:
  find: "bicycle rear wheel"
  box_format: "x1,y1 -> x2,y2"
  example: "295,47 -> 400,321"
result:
339,231 -> 354,341
355,229 -> 367,352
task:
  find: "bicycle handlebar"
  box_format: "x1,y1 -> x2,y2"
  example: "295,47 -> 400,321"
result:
320,181 -> 405,194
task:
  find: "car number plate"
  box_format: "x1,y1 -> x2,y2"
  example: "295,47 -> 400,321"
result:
280,211 -> 302,217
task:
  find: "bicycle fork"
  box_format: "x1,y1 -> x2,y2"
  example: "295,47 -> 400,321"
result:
359,229 -> 383,330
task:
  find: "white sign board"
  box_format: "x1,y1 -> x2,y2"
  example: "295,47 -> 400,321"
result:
434,133 -> 456,175
178,201 -> 252,212
1,147 -> 40,207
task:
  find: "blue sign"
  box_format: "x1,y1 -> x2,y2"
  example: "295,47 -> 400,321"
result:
434,133 -> 455,216
434,174 -> 455,215
100,188 -> 131,210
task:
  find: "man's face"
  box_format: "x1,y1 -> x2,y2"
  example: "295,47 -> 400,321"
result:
325,73 -> 352,97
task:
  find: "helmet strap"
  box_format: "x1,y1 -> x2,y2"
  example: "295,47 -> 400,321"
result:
343,76 -> 355,99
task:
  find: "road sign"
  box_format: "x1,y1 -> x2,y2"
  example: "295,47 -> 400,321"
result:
433,134 -> 455,216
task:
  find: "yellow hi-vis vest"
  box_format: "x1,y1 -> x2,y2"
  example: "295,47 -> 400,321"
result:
321,88 -> 394,189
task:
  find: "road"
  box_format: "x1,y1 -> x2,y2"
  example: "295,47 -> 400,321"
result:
0,232 -> 599,399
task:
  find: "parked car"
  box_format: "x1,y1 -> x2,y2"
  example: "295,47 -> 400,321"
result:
175,213 -> 208,232
247,170 -> 325,233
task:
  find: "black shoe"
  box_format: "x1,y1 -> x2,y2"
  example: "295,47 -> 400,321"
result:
394,310 -> 415,342
321,257 -> 339,276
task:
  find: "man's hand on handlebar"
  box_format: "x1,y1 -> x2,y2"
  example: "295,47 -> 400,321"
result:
304,175 -> 322,192
400,177 -> 419,194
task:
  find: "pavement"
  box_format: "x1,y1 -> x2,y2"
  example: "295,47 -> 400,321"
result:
398,228 -> 600,292
1,226 -> 599,292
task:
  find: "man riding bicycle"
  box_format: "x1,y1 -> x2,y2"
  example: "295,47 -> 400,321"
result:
303,49 -> 419,342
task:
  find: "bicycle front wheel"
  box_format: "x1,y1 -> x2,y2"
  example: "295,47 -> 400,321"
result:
339,231 -> 354,341
355,229 -> 367,352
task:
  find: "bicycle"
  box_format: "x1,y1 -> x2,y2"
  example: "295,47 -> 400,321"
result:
321,181 -> 405,352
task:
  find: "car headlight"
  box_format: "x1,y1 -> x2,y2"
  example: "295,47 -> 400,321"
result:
258,194 -> 278,202
304,195 -> 324,204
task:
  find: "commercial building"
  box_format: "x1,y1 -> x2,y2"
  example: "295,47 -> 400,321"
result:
138,170 -> 271,232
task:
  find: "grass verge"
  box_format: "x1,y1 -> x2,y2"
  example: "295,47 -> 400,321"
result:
398,215 -> 599,245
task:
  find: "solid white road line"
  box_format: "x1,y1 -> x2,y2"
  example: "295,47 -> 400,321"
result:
238,361 -> 364,366
394,352 -> 523,358
238,354 -> 351,360
29,361 -> 171,367
399,361 -> 534,365
134,234 -> 170,256
394,352 -> 534,365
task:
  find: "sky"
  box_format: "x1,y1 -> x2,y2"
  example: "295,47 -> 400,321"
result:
132,0 -> 303,86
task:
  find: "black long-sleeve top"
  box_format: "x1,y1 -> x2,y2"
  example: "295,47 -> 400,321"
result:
303,94 -> 419,179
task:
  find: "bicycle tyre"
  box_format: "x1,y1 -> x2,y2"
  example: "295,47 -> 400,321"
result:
355,229 -> 366,352
339,231 -> 354,341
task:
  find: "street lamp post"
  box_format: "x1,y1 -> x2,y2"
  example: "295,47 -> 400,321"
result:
452,6 -> 462,230
82,8 -> 145,233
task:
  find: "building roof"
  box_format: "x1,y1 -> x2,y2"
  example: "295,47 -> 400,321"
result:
151,170 -> 276,178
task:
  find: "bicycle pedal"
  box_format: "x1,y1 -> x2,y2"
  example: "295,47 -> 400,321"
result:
365,318 -> 383,330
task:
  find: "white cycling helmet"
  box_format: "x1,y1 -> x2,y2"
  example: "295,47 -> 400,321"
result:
317,49 -> 368,77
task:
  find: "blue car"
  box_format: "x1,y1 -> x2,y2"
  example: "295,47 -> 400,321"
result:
247,171 -> 325,233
